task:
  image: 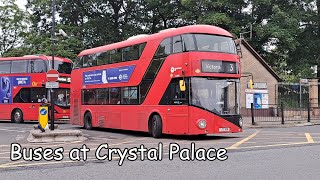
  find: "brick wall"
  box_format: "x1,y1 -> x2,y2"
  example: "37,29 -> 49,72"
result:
239,43 -> 279,112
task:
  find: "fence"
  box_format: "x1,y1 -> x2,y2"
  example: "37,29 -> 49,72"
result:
243,103 -> 320,125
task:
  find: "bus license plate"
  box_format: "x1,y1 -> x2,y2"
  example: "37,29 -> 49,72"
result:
63,116 -> 69,118
219,128 -> 230,132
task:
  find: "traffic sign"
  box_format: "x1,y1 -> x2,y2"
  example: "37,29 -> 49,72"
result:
300,79 -> 308,84
45,82 -> 59,88
47,69 -> 59,82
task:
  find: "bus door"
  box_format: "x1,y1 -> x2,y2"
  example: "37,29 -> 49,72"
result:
161,78 -> 189,134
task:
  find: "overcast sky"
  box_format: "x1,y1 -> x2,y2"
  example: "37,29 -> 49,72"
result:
16,0 -> 27,9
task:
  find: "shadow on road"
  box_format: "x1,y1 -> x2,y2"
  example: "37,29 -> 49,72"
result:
77,126 -> 239,141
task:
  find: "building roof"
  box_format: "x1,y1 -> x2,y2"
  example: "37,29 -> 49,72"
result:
240,39 -> 282,82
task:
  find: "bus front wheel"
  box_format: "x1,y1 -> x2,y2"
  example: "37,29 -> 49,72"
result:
151,115 -> 162,138
12,109 -> 24,123
84,112 -> 93,130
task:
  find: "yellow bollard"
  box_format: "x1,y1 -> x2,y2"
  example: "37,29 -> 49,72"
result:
38,104 -> 49,132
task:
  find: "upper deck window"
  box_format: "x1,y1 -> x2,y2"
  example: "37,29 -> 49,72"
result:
0,61 -> 11,74
11,60 -> 28,73
74,57 -> 82,69
54,60 -> 72,74
97,52 -> 109,65
182,34 -> 196,51
195,34 -> 236,54
155,38 -> 171,57
173,36 -> 183,53
74,42 -> 147,69
29,59 -> 46,73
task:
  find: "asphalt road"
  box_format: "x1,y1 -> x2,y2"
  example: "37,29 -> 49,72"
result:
0,121 -> 320,179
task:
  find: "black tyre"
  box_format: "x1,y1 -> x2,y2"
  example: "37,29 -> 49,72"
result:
151,115 -> 162,138
84,112 -> 93,130
12,109 -> 24,123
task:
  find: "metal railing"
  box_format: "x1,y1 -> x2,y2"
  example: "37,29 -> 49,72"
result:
243,103 -> 320,125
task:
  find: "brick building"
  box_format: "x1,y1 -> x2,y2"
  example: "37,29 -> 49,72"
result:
238,39 -> 282,115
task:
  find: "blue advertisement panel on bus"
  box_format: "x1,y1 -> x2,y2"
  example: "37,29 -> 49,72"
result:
83,65 -> 135,85
12,76 -> 31,86
0,76 -> 31,104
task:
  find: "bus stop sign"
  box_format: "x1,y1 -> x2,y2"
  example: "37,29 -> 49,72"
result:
47,69 -> 59,82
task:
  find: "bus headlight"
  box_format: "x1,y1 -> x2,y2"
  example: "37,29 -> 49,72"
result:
239,117 -> 243,127
197,119 -> 207,129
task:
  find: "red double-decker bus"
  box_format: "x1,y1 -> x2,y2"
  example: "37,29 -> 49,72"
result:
0,55 -> 72,123
71,25 -> 242,137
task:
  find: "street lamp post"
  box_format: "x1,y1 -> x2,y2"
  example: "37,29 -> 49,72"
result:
50,0 -> 56,130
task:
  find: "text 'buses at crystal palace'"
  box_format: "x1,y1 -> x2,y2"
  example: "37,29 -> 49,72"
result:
71,25 -> 243,137
0,55 -> 72,123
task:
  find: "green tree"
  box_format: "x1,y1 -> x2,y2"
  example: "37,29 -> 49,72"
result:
0,0 -> 28,56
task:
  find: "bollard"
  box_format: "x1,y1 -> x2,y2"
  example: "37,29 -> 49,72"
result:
281,102 -> 284,125
38,103 -> 49,132
307,102 -> 311,122
251,103 -> 255,125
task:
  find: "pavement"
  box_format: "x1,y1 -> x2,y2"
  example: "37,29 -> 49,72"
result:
243,116 -> 320,128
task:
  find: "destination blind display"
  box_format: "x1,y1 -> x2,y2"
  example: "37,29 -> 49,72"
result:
201,60 -> 238,74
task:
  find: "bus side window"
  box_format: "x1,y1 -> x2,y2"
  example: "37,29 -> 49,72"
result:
139,43 -> 146,57
30,88 -> 46,103
182,34 -> 196,51
96,88 -> 109,104
82,89 -> 96,104
109,88 -> 121,104
74,56 -> 83,68
114,49 -> 122,63
122,47 -> 131,61
121,87 -> 138,104
173,35 -> 183,53
155,38 -> 171,57
97,51 -> 109,65
13,88 -> 31,103
11,60 -> 28,73
128,45 -> 139,60
0,61 -> 11,74
159,78 -> 188,105
82,56 -> 90,68
29,60 -> 46,73
110,49 -> 122,64
89,54 -> 97,67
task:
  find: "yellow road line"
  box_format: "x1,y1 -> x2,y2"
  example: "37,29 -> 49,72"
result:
235,141 -> 316,149
248,137 -> 307,140
0,161 -> 25,167
0,156 -> 120,169
305,133 -> 314,143
0,128 -> 26,133
227,130 -> 260,149
0,160 -> 76,169
109,137 -> 147,147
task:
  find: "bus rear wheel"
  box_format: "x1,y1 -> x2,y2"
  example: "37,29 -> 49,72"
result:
151,115 -> 162,138
12,109 -> 24,123
84,112 -> 93,130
